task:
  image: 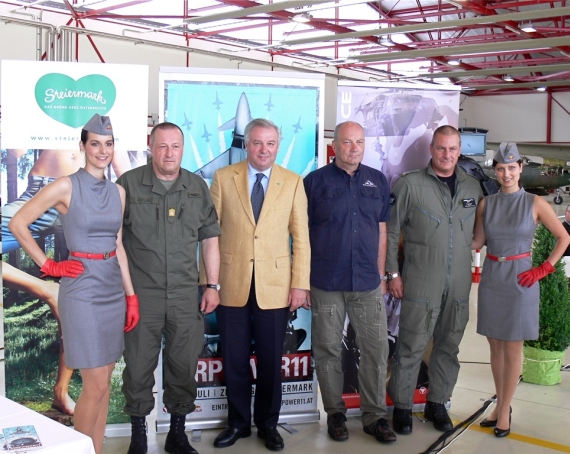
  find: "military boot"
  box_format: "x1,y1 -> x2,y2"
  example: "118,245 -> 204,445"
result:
164,414 -> 198,454
127,416 -> 147,454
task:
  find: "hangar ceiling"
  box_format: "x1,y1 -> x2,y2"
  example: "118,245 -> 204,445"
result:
3,0 -> 570,96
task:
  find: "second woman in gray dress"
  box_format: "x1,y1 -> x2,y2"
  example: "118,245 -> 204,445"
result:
472,142 -> 569,438
8,114 -> 140,454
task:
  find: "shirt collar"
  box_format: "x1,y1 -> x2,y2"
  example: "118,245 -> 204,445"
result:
247,162 -> 272,181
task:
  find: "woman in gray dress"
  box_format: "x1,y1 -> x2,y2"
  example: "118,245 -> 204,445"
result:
8,114 -> 140,454
472,142 -> 569,438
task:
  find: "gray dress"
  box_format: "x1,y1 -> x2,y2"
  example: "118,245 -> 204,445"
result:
59,168 -> 125,369
477,188 -> 538,341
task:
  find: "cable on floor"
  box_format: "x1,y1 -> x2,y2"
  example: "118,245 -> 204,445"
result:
418,375 -> 522,454
417,395 -> 496,454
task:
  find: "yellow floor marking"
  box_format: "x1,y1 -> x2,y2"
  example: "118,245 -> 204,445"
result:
470,424 -> 570,452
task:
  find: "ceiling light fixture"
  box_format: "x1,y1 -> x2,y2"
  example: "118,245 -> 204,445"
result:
519,21 -> 536,32
503,74 -> 514,82
536,86 -> 547,91
379,36 -> 395,47
292,13 -> 313,23
448,59 -> 461,66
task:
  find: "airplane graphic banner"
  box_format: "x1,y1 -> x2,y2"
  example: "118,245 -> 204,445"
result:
157,67 -> 325,431
336,81 -> 461,413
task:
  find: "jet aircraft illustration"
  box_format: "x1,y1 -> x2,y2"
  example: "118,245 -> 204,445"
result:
195,92 -> 253,179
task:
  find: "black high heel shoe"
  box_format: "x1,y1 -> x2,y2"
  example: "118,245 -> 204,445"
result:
480,406 -> 511,429
493,407 -> 512,438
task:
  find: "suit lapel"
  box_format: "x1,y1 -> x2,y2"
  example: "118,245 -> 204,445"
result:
233,161 -> 256,226
257,165 -> 284,224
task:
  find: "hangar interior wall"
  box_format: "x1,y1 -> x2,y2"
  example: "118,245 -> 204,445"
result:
0,6 -> 569,145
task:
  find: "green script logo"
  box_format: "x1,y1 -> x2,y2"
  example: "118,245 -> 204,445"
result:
35,73 -> 116,128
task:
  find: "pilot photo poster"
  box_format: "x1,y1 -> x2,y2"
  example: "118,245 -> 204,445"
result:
337,81 -> 461,411
1,60 -> 148,429
156,67 -> 324,429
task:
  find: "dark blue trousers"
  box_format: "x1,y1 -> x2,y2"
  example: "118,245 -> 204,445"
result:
216,277 -> 289,430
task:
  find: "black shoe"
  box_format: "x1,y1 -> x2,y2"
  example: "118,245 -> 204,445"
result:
392,408 -> 413,435
479,418 -> 497,428
127,416 -> 147,454
213,427 -> 252,448
165,414 -> 198,454
494,426 -> 511,438
327,413 -> 348,441
423,402 -> 453,432
480,406 -> 512,428
257,427 -> 284,451
363,418 -> 397,444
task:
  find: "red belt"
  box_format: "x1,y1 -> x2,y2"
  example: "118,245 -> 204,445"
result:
486,252 -> 530,262
70,250 -> 116,260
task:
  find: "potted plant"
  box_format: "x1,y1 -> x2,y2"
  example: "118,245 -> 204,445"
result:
522,223 -> 570,385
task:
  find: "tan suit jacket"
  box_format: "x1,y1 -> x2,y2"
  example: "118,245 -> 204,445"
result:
210,160 -> 310,309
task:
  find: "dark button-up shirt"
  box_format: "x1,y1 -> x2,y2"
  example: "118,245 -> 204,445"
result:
117,162 -> 221,299
304,161 -> 390,292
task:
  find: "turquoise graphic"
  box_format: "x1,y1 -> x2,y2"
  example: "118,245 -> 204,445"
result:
165,82 -> 319,179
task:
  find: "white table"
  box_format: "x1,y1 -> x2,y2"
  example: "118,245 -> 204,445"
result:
0,396 -> 95,453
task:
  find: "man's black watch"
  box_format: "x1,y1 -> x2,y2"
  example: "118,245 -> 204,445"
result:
386,272 -> 401,281
206,283 -> 221,291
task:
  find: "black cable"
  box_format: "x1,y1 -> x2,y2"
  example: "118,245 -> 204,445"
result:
419,375 -> 523,454
418,395 -> 496,454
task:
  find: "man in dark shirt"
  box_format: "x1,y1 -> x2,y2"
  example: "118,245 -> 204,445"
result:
304,121 -> 395,445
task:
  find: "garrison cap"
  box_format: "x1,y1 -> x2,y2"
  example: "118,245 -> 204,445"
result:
83,114 -> 113,136
494,142 -> 520,164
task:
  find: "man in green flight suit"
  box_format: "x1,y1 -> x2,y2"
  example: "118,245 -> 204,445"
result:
386,125 -> 483,435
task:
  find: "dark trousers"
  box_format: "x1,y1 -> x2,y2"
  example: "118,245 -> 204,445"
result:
216,278 -> 289,430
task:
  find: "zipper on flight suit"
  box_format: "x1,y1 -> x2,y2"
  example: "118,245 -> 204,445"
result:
156,205 -> 159,238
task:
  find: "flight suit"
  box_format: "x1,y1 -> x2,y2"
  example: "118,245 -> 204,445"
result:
386,163 -> 483,408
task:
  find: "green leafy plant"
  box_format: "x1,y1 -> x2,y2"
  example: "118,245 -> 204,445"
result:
525,223 -> 570,352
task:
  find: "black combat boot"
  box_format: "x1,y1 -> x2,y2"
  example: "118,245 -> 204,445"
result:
164,414 -> 198,454
127,416 -> 147,454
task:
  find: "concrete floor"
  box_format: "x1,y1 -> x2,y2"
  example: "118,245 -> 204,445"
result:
1,193 -> 570,454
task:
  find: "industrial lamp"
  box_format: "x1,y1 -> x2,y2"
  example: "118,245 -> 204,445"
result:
519,21 -> 536,32
379,35 -> 395,47
292,13 -> 312,23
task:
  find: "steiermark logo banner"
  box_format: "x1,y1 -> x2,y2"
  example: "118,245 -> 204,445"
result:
34,73 -> 116,127
1,60 -> 148,150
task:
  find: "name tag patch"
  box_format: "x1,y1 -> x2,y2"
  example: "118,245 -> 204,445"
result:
463,198 -> 476,208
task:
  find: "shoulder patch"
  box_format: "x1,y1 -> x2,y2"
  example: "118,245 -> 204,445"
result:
401,169 -> 421,177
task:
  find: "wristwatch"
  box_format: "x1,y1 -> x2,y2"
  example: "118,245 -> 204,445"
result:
379,274 -> 387,281
386,272 -> 401,281
206,283 -> 221,291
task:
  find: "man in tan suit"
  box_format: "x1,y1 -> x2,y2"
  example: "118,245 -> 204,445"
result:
210,118 -> 310,451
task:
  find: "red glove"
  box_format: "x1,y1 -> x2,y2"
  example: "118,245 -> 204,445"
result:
517,261 -> 555,288
124,294 -> 140,333
40,258 -> 84,278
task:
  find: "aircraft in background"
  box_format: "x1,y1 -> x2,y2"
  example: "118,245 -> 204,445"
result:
484,156 -> 570,204
460,153 -> 570,204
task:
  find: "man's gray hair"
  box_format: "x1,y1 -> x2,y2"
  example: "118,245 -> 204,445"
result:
244,118 -> 282,145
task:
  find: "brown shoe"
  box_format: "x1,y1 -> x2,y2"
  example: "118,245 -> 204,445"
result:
363,418 -> 397,444
327,413 -> 348,441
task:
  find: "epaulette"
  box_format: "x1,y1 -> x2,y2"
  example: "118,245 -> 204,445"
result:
401,169 -> 421,177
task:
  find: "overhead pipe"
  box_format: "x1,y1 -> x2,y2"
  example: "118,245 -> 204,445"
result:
0,15 -> 54,61
355,36 -> 570,63
282,5 -> 570,46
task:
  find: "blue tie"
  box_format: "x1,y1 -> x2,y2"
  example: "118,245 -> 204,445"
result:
251,173 -> 265,223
